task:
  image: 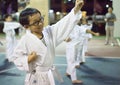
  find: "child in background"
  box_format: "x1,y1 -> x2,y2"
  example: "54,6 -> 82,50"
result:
78,18 -> 99,64
3,14 -> 21,62
65,17 -> 99,84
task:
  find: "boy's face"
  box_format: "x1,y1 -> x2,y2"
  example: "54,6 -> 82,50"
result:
82,19 -> 87,24
28,13 -> 44,34
5,16 -> 13,22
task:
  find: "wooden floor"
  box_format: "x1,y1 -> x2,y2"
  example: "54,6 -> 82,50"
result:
55,36 -> 120,58
87,38 -> 120,57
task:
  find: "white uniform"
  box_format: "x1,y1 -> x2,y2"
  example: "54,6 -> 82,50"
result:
3,22 -> 21,61
83,24 -> 92,53
81,24 -> 93,62
11,9 -> 82,85
66,25 -> 87,81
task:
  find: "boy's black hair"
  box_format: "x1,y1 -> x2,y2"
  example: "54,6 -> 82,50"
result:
78,17 -> 88,26
19,8 -> 41,26
3,14 -> 12,21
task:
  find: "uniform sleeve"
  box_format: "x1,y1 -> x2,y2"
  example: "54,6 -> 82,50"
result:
49,8 -> 82,46
11,36 -> 30,72
3,22 -> 21,32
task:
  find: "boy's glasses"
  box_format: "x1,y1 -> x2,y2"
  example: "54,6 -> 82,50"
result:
29,16 -> 44,26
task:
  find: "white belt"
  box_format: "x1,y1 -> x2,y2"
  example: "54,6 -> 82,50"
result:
25,66 -> 63,85
35,66 -> 63,83
35,66 -> 55,72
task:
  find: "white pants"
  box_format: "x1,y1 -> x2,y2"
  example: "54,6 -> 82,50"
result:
6,36 -> 17,61
66,41 -> 83,80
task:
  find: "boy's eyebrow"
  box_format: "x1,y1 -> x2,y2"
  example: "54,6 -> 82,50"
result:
34,19 -> 41,22
31,18 -> 40,23
34,16 -> 41,21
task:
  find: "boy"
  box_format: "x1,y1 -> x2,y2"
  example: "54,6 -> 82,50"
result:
11,0 -> 84,85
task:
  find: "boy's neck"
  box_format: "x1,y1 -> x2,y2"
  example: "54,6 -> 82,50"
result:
33,32 -> 43,39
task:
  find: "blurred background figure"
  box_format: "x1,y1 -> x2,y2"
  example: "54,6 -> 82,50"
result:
3,14 -> 21,62
104,7 -> 116,46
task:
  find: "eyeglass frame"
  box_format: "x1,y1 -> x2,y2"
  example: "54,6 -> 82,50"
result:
29,16 -> 44,26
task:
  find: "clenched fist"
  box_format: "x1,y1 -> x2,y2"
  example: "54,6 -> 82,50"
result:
28,51 -> 37,63
74,0 -> 84,14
